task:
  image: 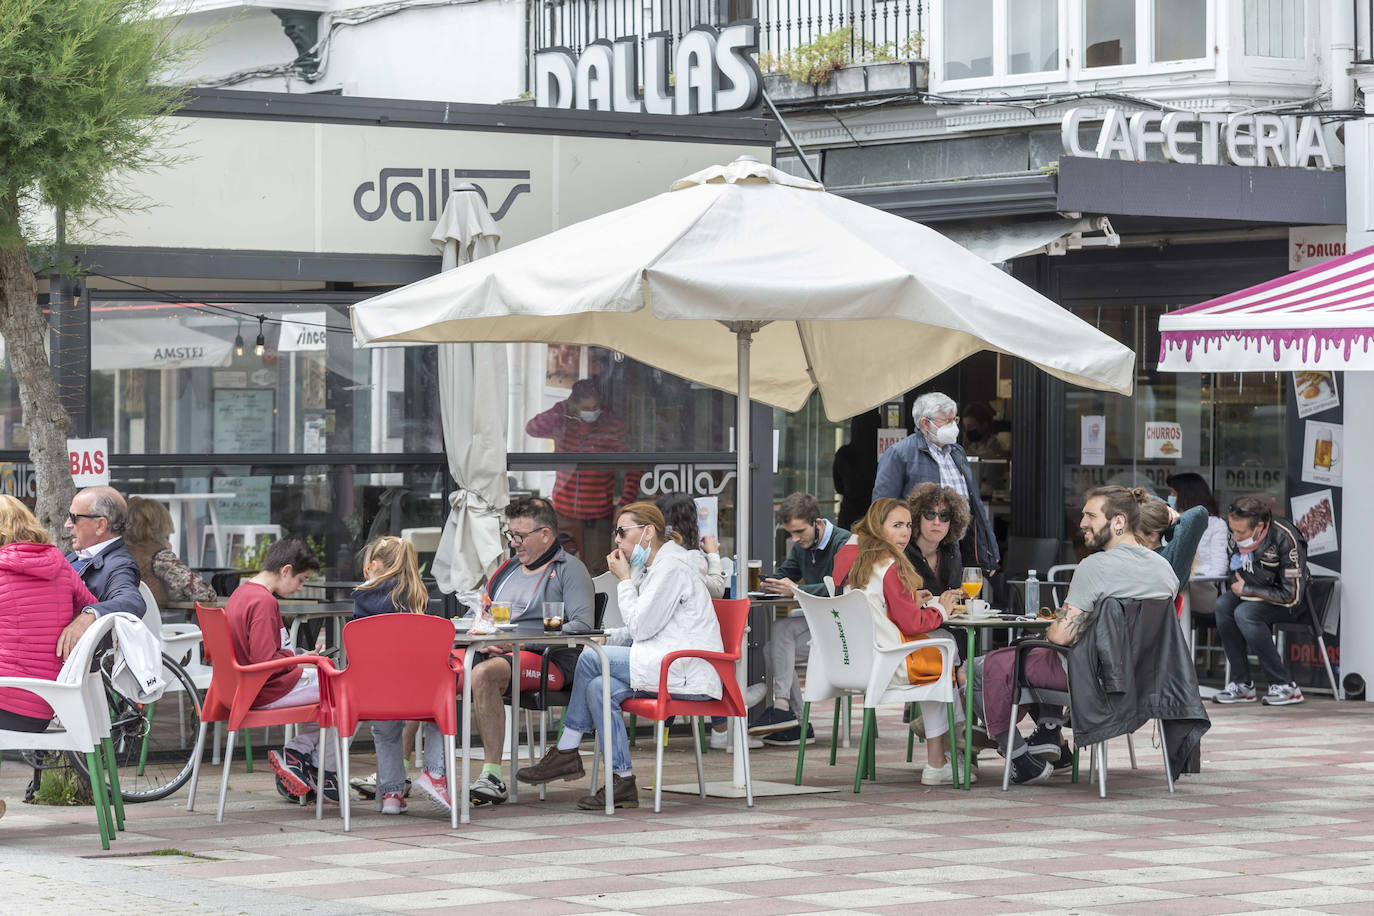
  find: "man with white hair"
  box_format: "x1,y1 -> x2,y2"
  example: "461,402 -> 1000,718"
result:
55,485 -> 146,658
872,393 -> 1000,574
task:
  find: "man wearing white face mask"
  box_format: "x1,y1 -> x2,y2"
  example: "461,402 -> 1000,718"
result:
872,392 -> 1000,576
1212,496 -> 1310,706
525,378 -> 642,573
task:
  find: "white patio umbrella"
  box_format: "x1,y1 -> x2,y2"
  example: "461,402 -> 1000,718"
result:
428,186 -> 510,593
353,156 -> 1136,790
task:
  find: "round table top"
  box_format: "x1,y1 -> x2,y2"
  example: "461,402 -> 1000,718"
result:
944,615 -> 1052,628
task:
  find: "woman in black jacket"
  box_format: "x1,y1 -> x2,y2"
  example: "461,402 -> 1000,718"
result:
904,482 -> 971,598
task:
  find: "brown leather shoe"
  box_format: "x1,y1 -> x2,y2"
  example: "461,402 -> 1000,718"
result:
516,746 -> 585,785
577,773 -> 638,809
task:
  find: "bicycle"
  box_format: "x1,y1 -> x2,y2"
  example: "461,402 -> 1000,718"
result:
63,648 -> 203,802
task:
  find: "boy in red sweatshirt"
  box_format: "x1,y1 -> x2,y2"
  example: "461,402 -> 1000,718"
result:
222,537 -> 332,801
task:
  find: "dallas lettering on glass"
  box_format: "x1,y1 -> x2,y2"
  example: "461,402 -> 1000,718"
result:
1061,108 -> 1333,169
353,168 -> 531,223
536,22 -> 763,115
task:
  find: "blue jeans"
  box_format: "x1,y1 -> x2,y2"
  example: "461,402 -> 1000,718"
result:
560,646 -> 711,773
1214,592 -> 1297,686
371,720 -> 445,795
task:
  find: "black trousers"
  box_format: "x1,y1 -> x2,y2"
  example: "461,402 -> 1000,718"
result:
0,707 -> 51,732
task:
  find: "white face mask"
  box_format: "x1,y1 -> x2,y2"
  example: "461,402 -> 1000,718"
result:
931,421 -> 959,447
1234,534 -> 1258,550
578,409 -> 601,423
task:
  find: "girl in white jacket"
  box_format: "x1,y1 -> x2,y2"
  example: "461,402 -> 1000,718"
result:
515,502 -> 722,809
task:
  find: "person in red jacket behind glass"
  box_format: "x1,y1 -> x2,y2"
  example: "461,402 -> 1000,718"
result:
524,378 -> 641,573
0,495 -> 99,735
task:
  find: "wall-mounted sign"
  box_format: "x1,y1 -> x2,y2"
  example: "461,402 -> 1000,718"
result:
639,463 -> 737,496
1290,226 -> 1347,270
1061,108 -> 1333,170
536,22 -> 762,115
877,428 -> 907,458
277,311 -> 330,353
68,438 -> 110,487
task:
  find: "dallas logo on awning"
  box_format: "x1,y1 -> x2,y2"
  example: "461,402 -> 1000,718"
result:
353,168 -> 531,223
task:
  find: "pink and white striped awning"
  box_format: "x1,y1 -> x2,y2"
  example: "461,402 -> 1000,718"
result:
1159,242 -> 1374,372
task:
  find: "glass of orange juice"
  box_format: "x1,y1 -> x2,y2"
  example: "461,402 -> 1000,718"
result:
961,567 -> 983,601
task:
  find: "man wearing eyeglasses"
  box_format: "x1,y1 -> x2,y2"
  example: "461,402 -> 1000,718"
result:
1212,496 -> 1310,707
464,498 -> 595,806
54,486 -> 145,659
872,392 -> 1000,580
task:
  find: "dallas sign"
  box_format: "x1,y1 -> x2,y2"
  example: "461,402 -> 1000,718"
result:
1061,107 -> 1333,169
536,22 -> 762,115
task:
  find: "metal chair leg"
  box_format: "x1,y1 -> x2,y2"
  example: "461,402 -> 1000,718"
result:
186,719 -> 211,811
1159,722 -> 1175,793
739,716 -> 754,808
340,735 -> 352,832
653,719 -> 665,813
216,729 -> 237,823
1097,742 -> 1107,798
795,702 -> 812,786
1127,733 -> 1138,770
1002,694 -> 1021,791
692,717 -> 706,798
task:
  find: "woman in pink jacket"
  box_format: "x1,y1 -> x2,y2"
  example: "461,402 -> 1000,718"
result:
0,494 -> 97,735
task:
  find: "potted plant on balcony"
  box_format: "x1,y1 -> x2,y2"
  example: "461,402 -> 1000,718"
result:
760,27 -> 927,102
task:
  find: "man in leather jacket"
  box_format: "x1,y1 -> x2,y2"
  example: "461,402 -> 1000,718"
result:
1213,496 -> 1311,706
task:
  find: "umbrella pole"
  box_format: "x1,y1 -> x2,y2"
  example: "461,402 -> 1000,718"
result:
733,324 -> 753,790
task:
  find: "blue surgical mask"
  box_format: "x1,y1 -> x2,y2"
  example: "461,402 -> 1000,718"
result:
630,542 -> 650,568
579,409 -> 601,423
1167,494 -> 1177,508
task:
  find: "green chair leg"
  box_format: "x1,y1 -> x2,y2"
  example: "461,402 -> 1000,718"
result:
853,709 -> 872,793
85,750 -> 112,850
829,700 -> 841,767
698,718 -> 708,754
628,714 -> 637,746
102,737 -> 126,831
906,703 -> 916,763
243,727 -> 254,773
867,710 -> 878,781
1071,743 -> 1080,783
136,700 -> 156,776
947,702 -> 962,789
794,702 -> 812,786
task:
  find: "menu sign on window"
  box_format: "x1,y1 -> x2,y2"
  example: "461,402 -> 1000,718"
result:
1144,421 -> 1182,460
213,390 -> 275,454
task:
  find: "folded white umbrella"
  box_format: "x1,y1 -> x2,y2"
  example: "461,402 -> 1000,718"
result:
353,156 -> 1136,792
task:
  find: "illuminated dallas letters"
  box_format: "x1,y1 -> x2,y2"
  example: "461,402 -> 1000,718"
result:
535,22 -> 762,115
1061,107 -> 1334,169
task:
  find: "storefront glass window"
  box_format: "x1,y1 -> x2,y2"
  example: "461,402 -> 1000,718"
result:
1008,0 -> 1060,74
1083,0 -> 1137,67
944,0 -> 994,79
773,392 -> 845,558
0,333 -> 23,451
1061,304 -> 1286,546
1153,0 -> 1206,61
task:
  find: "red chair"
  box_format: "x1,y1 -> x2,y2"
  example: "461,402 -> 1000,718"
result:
185,604 -> 338,823
324,613 -> 461,830
620,598 -> 754,813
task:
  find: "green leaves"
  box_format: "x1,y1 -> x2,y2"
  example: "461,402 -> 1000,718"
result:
0,0 -> 190,246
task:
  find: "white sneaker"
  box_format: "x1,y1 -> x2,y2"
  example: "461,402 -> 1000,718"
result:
380,792 -> 407,815
921,762 -> 977,786
708,729 -> 763,750
745,683 -> 767,707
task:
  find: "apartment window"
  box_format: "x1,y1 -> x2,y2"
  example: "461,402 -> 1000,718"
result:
1244,0 -> 1304,58
1008,0 -> 1060,74
945,0 -> 994,80
1084,0 -> 1136,67
1154,0 -> 1205,60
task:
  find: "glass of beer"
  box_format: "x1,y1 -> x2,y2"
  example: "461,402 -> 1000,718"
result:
543,601 -> 564,633
961,567 -> 983,601
748,560 -> 763,592
491,601 -> 512,625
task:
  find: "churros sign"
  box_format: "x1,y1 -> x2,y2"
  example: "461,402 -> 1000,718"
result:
1144,422 -> 1183,460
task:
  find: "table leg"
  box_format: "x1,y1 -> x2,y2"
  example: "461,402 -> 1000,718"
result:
762,608 -> 773,714
963,628 -> 976,791
581,641 -> 615,815
509,640 -> 520,804
170,503 -> 188,568
460,646 -> 474,825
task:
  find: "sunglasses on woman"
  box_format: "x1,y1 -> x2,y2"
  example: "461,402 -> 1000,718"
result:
613,523 -> 647,539
921,511 -> 951,522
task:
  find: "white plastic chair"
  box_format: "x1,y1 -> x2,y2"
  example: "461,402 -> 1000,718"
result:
1046,563 -> 1078,608
791,589 -> 960,791
593,571 -> 623,630
719,556 -> 735,594
0,614 -> 125,848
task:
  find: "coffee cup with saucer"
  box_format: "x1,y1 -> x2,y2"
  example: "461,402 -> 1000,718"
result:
965,598 -> 992,617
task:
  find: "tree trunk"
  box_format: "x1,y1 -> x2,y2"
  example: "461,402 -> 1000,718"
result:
0,196 -> 75,544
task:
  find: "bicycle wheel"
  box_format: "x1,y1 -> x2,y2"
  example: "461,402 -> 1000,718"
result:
72,652 -> 203,802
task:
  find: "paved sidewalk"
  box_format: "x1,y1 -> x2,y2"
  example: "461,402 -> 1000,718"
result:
4,700 -> 1374,914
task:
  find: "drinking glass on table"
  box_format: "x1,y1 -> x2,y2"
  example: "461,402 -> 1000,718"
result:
491,601 -> 512,625
961,567 -> 984,601
543,601 -> 564,632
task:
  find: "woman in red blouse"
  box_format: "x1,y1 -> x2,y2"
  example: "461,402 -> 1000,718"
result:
832,498 -> 964,785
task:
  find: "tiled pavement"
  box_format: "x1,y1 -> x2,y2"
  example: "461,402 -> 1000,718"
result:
5,700 -> 1374,914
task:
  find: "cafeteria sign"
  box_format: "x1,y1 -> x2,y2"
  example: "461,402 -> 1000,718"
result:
1061,108 -> 1333,169
1144,422 -> 1182,460
536,22 -> 762,115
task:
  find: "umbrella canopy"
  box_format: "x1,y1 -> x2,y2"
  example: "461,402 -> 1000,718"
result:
353,157 -> 1136,419
1159,243 -> 1374,373
428,187 -> 511,593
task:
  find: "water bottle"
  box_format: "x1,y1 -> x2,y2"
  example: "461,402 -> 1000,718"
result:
1024,569 -> 1040,617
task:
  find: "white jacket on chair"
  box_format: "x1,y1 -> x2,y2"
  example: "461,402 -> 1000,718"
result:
109,611 -> 167,703
616,541 -> 723,698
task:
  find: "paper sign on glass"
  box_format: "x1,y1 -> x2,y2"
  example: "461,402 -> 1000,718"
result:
1291,489 -> 1338,557
1301,421 -> 1343,487
1080,415 -> 1105,466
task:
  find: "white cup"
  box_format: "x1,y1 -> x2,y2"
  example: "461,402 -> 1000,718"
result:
966,598 -> 991,616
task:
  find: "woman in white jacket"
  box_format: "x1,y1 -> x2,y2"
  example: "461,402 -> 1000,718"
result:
516,501 -> 722,810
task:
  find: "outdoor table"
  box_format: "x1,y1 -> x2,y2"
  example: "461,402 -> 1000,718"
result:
944,614 -> 1052,790
453,627 -> 614,824
280,601 -> 356,658
747,593 -> 799,713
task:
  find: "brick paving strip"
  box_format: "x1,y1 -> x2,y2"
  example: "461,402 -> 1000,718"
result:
5,701 -> 1374,914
